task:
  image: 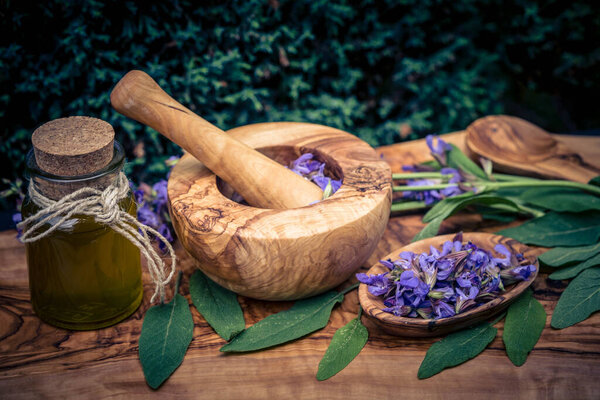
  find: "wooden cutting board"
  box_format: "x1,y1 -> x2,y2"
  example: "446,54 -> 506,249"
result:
1,131 -> 599,399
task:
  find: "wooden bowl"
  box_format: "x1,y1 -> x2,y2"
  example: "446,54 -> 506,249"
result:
168,122 -> 392,300
358,232 -> 538,337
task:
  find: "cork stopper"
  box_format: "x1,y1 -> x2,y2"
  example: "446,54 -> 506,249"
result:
32,116 -> 115,176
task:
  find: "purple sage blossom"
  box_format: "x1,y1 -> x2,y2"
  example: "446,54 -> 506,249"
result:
433,300 -> 455,319
13,212 -> 22,239
356,273 -> 390,296
356,233 -> 536,320
137,204 -> 160,229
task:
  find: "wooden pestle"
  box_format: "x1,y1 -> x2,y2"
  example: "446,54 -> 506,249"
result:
110,70 -> 323,209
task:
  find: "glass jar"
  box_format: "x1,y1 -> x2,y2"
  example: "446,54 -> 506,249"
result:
21,141 -> 143,330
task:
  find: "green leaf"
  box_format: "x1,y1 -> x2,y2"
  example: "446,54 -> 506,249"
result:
412,215 -> 444,242
551,268 -> 600,329
589,176 -> 600,187
548,253 -> 600,280
447,144 -> 488,180
539,242 -> 600,267
422,192 -> 475,222
476,205 -> 518,222
502,289 -> 546,366
189,270 -> 245,341
316,317 -> 368,381
418,322 -> 497,379
518,188 -> 600,212
220,291 -> 344,352
498,211 -> 600,247
423,193 -> 519,223
139,285 -> 194,389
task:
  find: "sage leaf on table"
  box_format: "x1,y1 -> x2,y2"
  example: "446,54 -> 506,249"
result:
423,194 -> 519,223
502,289 -> 546,366
412,215 -> 445,242
539,242 -> 600,267
220,291 -> 344,353
139,274 -> 194,389
590,176 -> 600,187
189,270 -> 245,341
549,253 -> 600,280
476,205 -> 518,223
414,194 -> 520,241
418,322 -> 497,379
498,211 -> 600,247
551,267 -> 600,329
316,317 -> 368,381
518,188 -> 600,212
447,144 -> 489,180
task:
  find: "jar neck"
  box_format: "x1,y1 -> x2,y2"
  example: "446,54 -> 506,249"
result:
26,142 -> 126,201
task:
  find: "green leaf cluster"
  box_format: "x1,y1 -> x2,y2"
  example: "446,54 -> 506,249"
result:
419,289 -> 546,378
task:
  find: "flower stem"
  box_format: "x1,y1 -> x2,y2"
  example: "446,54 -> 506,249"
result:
491,173 -> 538,182
393,184 -> 456,192
393,180 -> 600,196
391,201 -> 428,212
392,172 -> 445,180
488,180 -> 600,196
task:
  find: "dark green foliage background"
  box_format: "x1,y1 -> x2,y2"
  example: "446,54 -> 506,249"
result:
2,0 -> 599,200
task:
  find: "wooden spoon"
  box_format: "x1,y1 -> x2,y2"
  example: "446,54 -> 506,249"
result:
110,70 -> 323,209
466,115 -> 600,183
358,232 -> 538,337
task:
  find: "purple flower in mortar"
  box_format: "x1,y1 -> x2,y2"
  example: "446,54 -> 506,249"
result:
356,273 -> 390,296
290,153 -> 319,175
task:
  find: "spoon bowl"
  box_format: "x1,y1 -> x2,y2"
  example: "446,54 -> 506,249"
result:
358,232 -> 538,337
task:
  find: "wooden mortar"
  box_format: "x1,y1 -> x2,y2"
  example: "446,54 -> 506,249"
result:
111,70 -> 392,300
168,122 -> 392,300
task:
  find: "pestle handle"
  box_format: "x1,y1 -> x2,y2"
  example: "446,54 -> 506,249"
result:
110,70 -> 323,209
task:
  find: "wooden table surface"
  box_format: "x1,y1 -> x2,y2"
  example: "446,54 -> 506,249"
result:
1,131 -> 600,399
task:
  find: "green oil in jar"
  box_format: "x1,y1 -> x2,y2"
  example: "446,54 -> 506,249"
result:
22,196 -> 142,330
22,117 -> 143,330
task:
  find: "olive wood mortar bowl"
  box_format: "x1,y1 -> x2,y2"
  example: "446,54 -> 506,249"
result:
168,122 -> 392,300
358,232 -> 539,337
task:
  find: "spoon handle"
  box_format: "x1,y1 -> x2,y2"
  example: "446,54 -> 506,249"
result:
110,70 -> 323,209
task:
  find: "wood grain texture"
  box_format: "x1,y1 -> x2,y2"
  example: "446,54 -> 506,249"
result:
359,232 -> 538,337
110,70 -> 323,209
168,122 -> 392,300
466,115 -> 600,182
1,132 -> 600,399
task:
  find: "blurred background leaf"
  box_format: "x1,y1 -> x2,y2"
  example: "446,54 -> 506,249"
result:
1,0 -> 599,213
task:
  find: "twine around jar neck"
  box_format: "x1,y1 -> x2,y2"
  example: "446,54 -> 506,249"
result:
17,172 -> 176,304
